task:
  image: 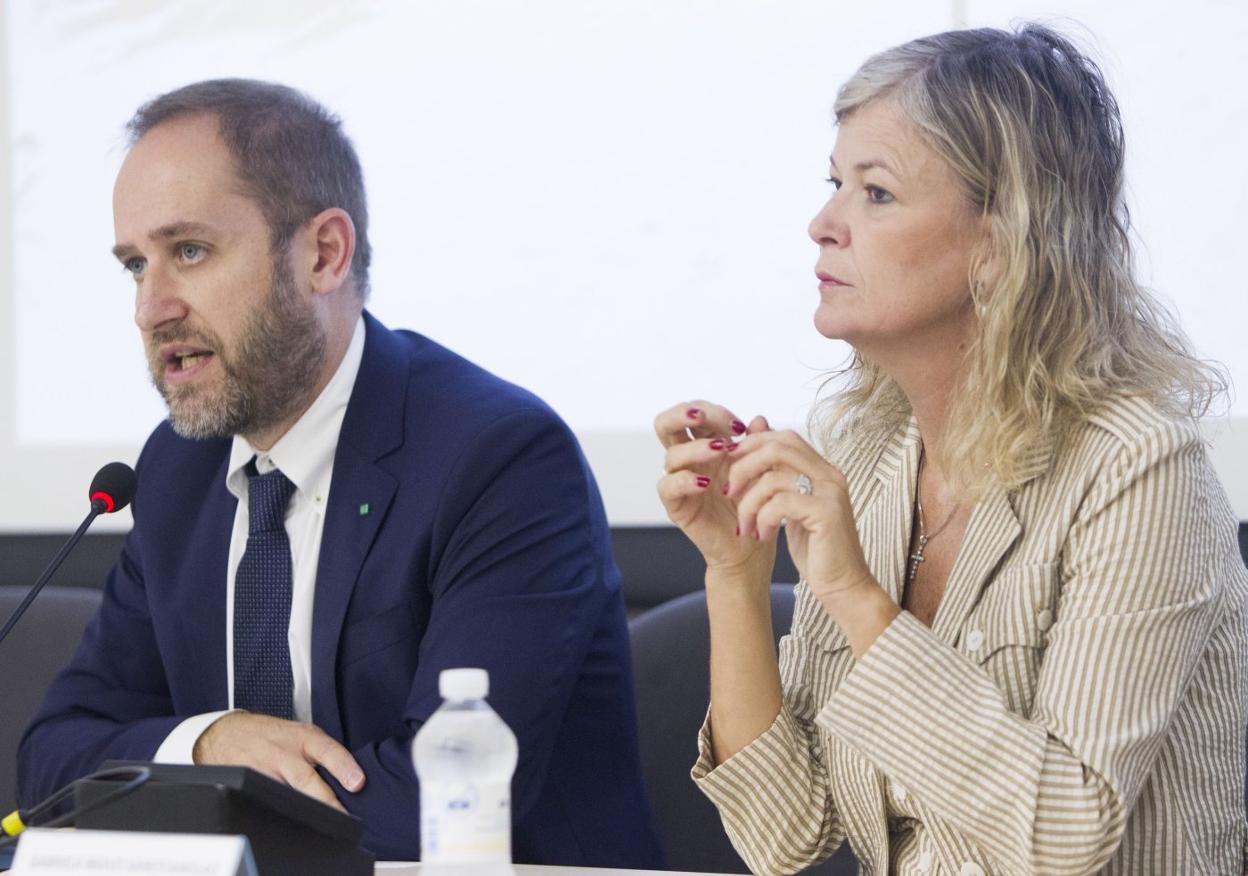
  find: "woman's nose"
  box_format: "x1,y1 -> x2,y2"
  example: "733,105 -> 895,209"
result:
808,193 -> 849,248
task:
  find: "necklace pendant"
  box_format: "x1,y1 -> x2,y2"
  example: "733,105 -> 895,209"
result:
907,537 -> 929,584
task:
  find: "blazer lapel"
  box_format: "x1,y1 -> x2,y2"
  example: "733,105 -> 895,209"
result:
929,438 -> 1054,643
856,417 -> 922,605
929,485 -> 1021,645
309,312 -> 405,739
845,415 -> 1025,640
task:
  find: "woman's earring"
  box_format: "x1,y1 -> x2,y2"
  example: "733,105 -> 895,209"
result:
972,280 -> 987,318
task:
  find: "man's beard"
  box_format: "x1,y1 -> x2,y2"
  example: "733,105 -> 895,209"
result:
147,255 -> 328,441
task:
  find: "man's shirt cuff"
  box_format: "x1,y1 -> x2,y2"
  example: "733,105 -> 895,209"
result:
153,711 -> 234,764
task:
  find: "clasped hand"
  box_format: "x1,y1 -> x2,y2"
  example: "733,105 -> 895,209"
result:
655,400 -> 874,601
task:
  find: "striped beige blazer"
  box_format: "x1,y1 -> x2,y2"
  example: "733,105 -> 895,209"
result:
693,396 -> 1248,875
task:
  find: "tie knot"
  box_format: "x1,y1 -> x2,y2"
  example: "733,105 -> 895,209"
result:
247,466 -> 296,534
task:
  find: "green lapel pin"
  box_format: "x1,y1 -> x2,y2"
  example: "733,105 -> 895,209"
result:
359,502 -> 370,516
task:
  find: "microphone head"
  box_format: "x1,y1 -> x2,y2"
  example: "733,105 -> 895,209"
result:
89,462 -> 137,514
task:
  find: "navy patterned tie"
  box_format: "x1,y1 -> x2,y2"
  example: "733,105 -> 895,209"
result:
233,462 -> 297,720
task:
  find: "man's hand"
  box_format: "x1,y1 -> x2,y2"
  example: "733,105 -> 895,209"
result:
193,712 -> 365,811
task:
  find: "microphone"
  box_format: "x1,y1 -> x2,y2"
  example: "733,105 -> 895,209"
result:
89,461 -> 138,515
0,462 -> 136,648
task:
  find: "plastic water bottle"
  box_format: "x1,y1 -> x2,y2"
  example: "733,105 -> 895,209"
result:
414,668 -> 518,867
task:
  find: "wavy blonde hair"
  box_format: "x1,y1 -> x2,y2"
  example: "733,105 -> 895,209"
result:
813,24 -> 1226,492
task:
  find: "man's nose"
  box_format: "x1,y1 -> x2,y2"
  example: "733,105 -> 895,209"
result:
133,265 -> 188,333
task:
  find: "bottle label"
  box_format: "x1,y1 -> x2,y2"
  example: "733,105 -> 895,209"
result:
421,781 -> 511,862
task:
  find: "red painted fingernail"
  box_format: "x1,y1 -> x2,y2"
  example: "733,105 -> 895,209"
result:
696,476 -> 711,488
720,482 -> 729,495
687,408 -> 701,419
709,439 -> 725,450
726,441 -> 739,452
731,420 -> 746,435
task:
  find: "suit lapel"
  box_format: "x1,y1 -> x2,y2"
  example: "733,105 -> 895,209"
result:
309,313 -> 406,739
179,452 -> 235,711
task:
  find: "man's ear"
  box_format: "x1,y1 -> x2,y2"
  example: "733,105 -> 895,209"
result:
302,207 -> 356,296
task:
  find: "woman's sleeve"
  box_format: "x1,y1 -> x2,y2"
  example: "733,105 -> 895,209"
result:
691,619 -> 850,875
819,420 -> 1232,875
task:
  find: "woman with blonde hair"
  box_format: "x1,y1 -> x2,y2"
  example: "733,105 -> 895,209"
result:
655,24 -> 1247,875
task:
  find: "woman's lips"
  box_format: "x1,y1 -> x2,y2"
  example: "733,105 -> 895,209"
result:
816,271 -> 851,288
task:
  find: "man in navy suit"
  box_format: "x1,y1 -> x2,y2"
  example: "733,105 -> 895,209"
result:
17,79 -> 663,867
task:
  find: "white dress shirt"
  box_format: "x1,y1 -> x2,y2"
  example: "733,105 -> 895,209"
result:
154,316 -> 366,762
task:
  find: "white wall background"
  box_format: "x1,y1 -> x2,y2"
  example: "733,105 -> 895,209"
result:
2,0 -> 1246,531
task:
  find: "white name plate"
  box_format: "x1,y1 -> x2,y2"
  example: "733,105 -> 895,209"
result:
11,828 -> 258,875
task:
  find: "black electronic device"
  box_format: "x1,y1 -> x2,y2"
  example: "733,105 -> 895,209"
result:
72,762 -> 374,876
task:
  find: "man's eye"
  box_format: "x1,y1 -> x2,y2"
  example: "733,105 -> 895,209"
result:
179,243 -> 205,263
123,257 -> 146,277
865,185 -> 894,204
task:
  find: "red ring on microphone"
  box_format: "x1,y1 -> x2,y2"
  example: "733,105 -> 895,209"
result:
91,491 -> 116,514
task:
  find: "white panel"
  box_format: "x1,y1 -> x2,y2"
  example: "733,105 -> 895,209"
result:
2,0 -> 948,528
7,3 -> 1248,529
960,1 -> 1248,413
957,2 -> 1248,514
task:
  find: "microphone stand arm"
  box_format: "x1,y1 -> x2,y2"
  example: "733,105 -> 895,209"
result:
0,506 -> 102,647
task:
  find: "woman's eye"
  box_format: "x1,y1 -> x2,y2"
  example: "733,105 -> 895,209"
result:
825,176 -> 842,190
865,185 -> 894,204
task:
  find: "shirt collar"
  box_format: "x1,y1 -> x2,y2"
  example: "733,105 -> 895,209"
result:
226,316 -> 366,510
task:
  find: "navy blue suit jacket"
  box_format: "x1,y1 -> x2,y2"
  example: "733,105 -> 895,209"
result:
18,313 -> 664,866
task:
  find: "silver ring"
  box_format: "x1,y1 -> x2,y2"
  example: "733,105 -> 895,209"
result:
795,473 -> 813,496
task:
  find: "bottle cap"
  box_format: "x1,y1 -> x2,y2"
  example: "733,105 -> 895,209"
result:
439,667 -> 489,700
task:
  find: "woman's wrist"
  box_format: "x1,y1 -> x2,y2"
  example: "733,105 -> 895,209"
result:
705,556 -> 774,594
811,573 -> 900,658
809,569 -> 876,606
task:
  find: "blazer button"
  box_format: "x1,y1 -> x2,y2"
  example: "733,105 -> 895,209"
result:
960,863 -> 986,876
1037,608 -> 1054,631
964,629 -> 985,652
